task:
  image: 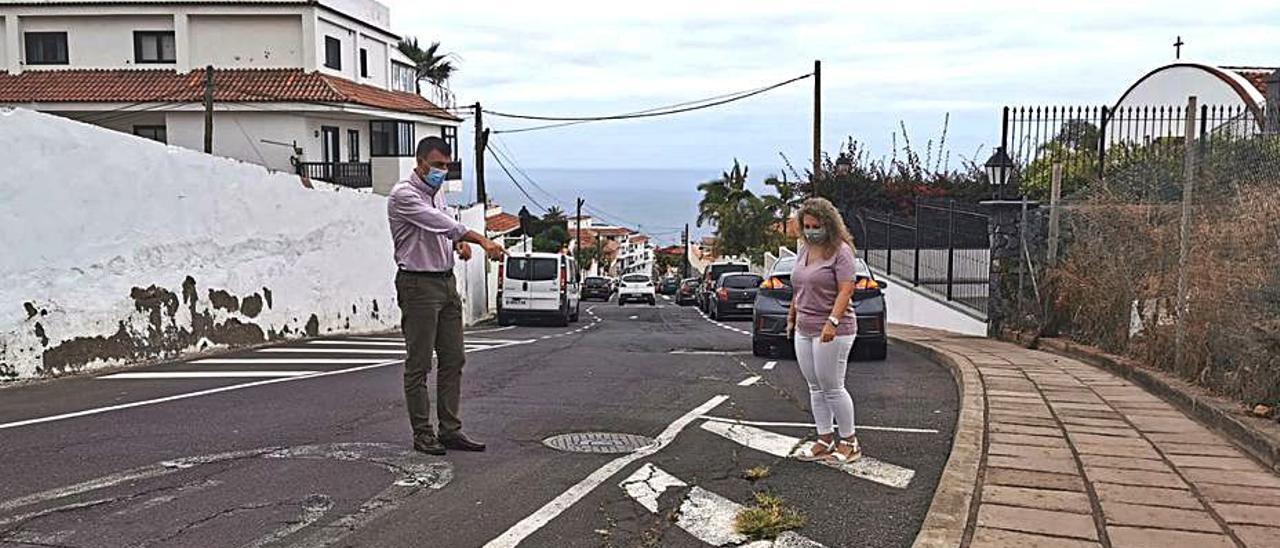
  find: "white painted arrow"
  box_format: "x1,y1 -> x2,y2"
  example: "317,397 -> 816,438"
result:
699,421 -> 916,489
619,463 -> 824,548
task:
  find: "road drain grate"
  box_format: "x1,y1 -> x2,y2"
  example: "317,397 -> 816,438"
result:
543,432 -> 657,454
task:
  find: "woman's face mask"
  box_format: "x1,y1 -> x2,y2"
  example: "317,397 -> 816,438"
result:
803,228 -> 827,243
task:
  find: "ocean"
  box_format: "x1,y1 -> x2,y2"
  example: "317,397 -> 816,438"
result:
455,168 -> 726,245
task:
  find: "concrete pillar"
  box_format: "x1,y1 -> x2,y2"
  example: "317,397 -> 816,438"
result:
1266,70 -> 1280,134
5,15 -> 21,75
300,11 -> 317,72
173,12 -> 190,73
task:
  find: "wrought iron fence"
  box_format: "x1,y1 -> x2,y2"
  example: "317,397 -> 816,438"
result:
1001,102 -> 1272,202
847,198 -> 990,318
297,161 -> 372,189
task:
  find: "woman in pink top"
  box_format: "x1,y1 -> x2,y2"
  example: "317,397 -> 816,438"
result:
787,198 -> 862,463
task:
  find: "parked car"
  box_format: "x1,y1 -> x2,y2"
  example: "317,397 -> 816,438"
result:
497,252 -> 581,327
707,273 -> 764,321
582,276 -> 613,301
675,278 -> 700,306
698,260 -> 751,313
659,276 -> 680,295
618,273 -> 657,306
751,257 -> 889,360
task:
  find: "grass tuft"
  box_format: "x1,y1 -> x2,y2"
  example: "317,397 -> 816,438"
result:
733,491 -> 806,540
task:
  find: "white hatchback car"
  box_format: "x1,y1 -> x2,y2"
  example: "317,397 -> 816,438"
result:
617,273 -> 656,306
498,252 -> 581,326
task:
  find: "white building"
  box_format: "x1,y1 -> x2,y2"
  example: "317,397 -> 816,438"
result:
614,234 -> 655,277
1114,63 -> 1277,134
0,0 -> 462,194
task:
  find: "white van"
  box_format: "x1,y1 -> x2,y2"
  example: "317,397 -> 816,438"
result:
498,252 -> 581,326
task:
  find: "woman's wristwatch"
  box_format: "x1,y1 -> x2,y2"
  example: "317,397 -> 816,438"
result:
827,315 -> 840,327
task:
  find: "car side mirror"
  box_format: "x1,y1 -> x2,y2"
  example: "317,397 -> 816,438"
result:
878,279 -> 890,288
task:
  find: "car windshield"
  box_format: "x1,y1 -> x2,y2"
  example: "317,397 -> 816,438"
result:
682,279 -> 699,287
584,277 -> 608,287
772,258 -> 796,274
709,264 -> 749,278
506,257 -> 557,281
854,259 -> 872,278
723,275 -> 763,289
622,274 -> 649,283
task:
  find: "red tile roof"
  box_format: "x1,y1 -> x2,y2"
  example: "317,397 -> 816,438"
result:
656,245 -> 683,256
486,212 -> 520,234
0,68 -> 460,121
1224,67 -> 1277,97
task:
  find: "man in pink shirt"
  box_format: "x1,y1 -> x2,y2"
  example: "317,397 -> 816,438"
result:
388,136 -> 504,455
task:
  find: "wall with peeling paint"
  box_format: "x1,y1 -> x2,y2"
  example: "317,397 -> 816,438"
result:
0,108 -> 410,380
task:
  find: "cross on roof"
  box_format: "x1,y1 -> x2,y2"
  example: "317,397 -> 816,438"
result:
1174,36 -> 1185,60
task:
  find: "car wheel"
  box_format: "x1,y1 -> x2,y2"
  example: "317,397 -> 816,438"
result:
853,339 -> 888,361
571,304 -> 580,322
752,339 -> 770,357
497,312 -> 513,327
710,303 -> 720,320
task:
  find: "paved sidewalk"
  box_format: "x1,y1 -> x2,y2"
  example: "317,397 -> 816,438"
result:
897,326 -> 1280,548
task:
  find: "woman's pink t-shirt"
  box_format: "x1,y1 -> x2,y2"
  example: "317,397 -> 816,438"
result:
792,243 -> 858,338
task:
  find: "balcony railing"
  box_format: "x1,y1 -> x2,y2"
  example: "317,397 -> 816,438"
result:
297,161 -> 372,189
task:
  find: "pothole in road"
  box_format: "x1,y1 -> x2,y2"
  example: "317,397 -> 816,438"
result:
542,432 -> 657,454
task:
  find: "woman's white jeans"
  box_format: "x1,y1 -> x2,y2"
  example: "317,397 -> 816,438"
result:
794,333 -> 857,438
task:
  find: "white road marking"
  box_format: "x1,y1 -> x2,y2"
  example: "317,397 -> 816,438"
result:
308,340 -> 404,347
619,463 -> 686,513
345,336 -> 404,342
0,360 -> 401,430
99,371 -> 317,380
483,395 -> 729,548
467,326 -> 517,334
763,361 -> 778,370
668,350 -> 746,356
260,348 -> 405,355
737,375 -> 762,386
620,464 -> 826,548
699,416 -> 940,434
699,421 -> 916,489
189,358 -> 380,365
629,316 -> 639,320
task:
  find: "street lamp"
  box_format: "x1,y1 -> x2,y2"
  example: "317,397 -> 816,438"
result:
834,155 -> 853,177
984,146 -> 1015,200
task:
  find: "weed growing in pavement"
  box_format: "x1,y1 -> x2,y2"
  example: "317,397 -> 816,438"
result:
733,491 -> 806,541
742,465 -> 772,481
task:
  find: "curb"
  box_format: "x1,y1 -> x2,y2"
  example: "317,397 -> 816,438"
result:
1012,334 -> 1280,474
891,335 -> 986,548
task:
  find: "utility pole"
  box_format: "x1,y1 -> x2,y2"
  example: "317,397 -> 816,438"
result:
812,59 -> 822,195
203,65 -> 214,154
474,102 -> 489,205
682,223 -> 690,279
575,197 -> 584,260
1175,96 -> 1198,372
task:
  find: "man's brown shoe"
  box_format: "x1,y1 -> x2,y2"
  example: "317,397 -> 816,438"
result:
440,432 -> 486,452
413,437 -> 447,456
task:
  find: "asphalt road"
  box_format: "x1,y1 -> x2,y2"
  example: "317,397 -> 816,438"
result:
0,295 -> 957,548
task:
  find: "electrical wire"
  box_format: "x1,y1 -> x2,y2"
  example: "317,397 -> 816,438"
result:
482,72 -> 811,123
487,147 -> 548,213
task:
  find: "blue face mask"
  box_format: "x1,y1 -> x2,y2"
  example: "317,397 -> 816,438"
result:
422,167 -> 447,189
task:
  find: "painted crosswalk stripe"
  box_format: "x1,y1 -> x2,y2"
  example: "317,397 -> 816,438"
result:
189,358 -> 381,365
737,375 -> 762,386
259,348 -> 405,355
763,361 -> 778,370
699,421 -> 916,489
699,415 -> 940,434
99,371 -> 317,379
308,340 -> 404,347
620,464 -> 826,547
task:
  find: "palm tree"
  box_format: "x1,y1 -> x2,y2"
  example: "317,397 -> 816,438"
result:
397,37 -> 456,94
696,160 -> 753,228
542,206 -> 567,226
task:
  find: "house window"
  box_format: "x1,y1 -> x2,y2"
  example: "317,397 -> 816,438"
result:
359,48 -> 369,78
134,31 -> 176,64
370,121 -> 414,157
391,61 -> 416,93
324,36 -> 342,70
348,130 -> 360,162
133,125 -> 167,144
24,32 -> 68,65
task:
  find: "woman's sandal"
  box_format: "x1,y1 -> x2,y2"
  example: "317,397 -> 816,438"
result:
827,436 -> 863,464
798,438 -> 835,461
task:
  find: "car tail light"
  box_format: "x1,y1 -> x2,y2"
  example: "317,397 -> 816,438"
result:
716,288 -> 728,300
855,278 -> 880,291
560,266 -> 567,291
497,263 -> 504,290
760,277 -> 786,289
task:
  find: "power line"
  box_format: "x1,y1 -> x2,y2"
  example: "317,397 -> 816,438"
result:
482,72 -> 811,123
487,147 -> 548,213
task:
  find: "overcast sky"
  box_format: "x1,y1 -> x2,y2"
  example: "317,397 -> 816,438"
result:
385,0 -> 1278,173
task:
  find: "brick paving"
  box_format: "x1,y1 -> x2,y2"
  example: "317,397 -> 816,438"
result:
897,326 -> 1280,548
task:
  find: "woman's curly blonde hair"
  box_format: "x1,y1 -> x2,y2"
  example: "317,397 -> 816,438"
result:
795,197 -> 856,257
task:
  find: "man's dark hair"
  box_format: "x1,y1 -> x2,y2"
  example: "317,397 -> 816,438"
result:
416,136 -> 452,159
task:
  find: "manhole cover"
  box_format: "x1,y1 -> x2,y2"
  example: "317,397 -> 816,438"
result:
542,432 -> 656,454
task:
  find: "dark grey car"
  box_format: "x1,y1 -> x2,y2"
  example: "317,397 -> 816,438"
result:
708,273 -> 764,321
751,257 -> 889,360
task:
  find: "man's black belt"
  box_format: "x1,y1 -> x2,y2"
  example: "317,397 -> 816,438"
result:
398,269 -> 454,278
